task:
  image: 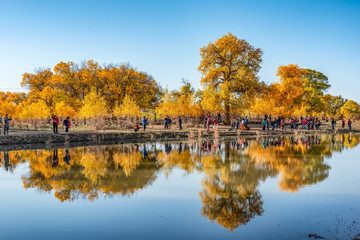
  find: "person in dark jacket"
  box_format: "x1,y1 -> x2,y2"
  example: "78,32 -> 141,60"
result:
64,116 -> 71,132
4,114 -> 12,135
63,149 -> 71,165
52,115 -> 59,134
178,116 -> 182,130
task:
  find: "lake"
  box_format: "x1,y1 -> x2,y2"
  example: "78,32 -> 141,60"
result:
0,134 -> 359,240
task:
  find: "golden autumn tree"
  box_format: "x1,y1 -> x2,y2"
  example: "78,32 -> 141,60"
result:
54,101 -> 77,119
79,90 -> 108,118
156,89 -> 180,118
199,88 -> 223,115
21,60 -> 163,116
21,68 -> 54,107
113,94 -> 142,119
174,80 -> 201,117
0,101 -> 22,118
0,92 -> 26,118
272,64 -> 307,117
20,100 -> 50,119
340,100 -> 360,119
198,33 -> 263,123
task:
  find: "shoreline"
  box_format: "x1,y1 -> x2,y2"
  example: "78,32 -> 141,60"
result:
0,127 -> 357,151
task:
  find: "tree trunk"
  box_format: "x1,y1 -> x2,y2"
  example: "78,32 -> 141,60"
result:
225,101 -> 230,125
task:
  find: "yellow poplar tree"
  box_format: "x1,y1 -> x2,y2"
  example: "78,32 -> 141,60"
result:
198,33 -> 263,124
272,64 -> 307,117
156,89 -> 179,118
54,101 -> 77,119
340,100 -> 360,119
0,101 -> 22,118
200,88 -> 223,115
113,94 -> 142,119
20,101 -> 50,119
79,90 -> 108,118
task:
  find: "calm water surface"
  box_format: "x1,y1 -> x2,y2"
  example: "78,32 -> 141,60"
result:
0,134 -> 359,240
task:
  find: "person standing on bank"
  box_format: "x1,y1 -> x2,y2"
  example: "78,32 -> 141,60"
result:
213,118 -> 218,130
64,116 -> 71,132
142,116 -> 148,131
206,116 -> 211,131
4,114 -> 12,135
331,118 -> 336,130
348,119 -> 352,132
52,115 -> 59,134
178,116 -> 182,130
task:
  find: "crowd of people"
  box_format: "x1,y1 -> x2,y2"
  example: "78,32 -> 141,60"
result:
259,114 -> 353,132
0,112 -> 355,135
131,113 -> 355,133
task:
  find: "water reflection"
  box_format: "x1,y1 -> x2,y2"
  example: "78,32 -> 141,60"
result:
0,133 -> 359,232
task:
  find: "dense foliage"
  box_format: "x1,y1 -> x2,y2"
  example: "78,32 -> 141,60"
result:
1,33 -> 359,121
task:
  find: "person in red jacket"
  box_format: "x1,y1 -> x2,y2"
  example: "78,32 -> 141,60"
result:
52,115 -> 59,134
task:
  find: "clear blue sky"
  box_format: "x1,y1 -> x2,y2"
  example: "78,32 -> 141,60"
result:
0,0 -> 359,101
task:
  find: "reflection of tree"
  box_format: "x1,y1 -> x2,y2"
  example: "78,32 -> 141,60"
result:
21,145 -> 160,202
198,145 -> 276,232
2,134 -> 358,231
200,176 -> 264,232
246,135 -> 334,192
0,151 -> 25,172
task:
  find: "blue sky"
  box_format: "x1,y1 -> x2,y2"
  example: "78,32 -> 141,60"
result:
0,0 -> 359,101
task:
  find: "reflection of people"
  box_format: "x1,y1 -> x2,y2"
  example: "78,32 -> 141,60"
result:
4,151 -> 12,171
179,143 -> 183,153
142,144 -> 148,158
165,143 -> 172,153
52,149 -> 59,167
63,149 -> 71,165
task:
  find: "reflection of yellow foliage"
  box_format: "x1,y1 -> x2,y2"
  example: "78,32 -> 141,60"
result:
200,180 -> 263,232
20,146 -> 160,202
113,151 -> 142,176
4,132 -> 357,228
80,151 -> 109,183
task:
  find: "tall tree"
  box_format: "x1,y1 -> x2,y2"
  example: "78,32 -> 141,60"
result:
198,33 -> 263,124
323,94 -> 346,117
272,64 -> 308,117
302,69 -> 331,115
340,100 -> 360,119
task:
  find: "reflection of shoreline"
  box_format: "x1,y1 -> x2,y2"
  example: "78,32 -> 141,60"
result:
0,134 -> 358,231
0,131 -> 358,152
